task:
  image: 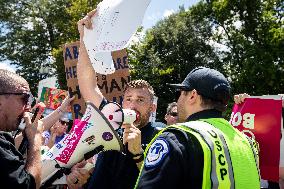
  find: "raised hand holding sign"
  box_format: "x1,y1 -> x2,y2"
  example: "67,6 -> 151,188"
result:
83,0 -> 151,74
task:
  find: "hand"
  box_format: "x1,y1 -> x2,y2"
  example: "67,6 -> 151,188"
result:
77,9 -> 97,39
279,94 -> 284,108
122,123 -> 143,155
23,112 -> 43,144
66,160 -> 92,189
50,125 -> 58,137
233,93 -> 250,104
59,95 -> 75,112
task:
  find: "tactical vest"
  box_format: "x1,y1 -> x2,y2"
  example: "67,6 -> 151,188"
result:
136,118 -> 260,189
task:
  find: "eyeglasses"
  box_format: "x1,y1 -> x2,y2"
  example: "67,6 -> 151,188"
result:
169,112 -> 178,117
0,92 -> 34,108
59,120 -> 68,125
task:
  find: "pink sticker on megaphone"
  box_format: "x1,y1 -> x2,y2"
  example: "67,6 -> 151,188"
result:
55,119 -> 87,164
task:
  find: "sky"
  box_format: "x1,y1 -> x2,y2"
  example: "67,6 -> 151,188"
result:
0,0 -> 199,72
142,0 -> 199,29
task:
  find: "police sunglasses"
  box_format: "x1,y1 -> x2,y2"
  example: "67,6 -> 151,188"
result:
0,92 -> 34,108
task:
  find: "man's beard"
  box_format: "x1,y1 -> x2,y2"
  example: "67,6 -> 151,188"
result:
134,110 -> 151,129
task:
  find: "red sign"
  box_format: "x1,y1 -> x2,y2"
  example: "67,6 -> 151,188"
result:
229,97 -> 282,182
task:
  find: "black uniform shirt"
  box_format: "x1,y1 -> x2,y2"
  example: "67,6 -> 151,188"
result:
137,109 -> 223,189
0,132 -> 36,189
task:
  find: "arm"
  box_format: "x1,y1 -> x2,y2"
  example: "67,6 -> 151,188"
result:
40,96 -> 74,131
77,10 -> 104,108
136,133 -> 185,188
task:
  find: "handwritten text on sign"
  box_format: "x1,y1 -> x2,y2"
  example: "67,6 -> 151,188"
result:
63,42 -> 130,120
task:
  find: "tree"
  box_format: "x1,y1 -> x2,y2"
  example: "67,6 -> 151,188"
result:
0,0 -> 100,94
191,0 -> 284,95
128,8 -> 222,121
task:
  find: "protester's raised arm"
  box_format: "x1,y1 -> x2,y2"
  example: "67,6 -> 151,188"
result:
77,10 -> 104,108
41,96 -> 74,131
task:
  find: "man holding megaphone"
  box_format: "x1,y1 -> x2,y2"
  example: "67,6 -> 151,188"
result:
67,10 -> 165,189
0,69 -> 43,189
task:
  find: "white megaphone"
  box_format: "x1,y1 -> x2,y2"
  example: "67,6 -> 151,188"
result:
100,102 -> 140,129
40,101 -> 139,188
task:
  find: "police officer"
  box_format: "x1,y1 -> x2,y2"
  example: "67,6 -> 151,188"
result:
135,67 -> 260,188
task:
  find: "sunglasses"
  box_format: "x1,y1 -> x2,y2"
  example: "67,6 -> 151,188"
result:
59,120 -> 68,125
169,112 -> 178,117
0,92 -> 34,108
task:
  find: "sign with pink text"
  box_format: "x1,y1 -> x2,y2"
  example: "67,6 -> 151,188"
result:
42,103 -> 123,167
229,96 -> 282,182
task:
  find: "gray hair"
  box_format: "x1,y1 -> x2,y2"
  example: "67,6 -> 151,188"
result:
0,69 -> 29,93
166,102 -> 177,114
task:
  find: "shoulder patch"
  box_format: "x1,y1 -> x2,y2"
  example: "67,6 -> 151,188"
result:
145,138 -> 169,168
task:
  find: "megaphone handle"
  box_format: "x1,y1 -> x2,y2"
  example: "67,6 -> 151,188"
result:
40,167 -> 70,189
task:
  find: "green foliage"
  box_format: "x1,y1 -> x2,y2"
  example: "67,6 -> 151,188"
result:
1,0 -> 282,120
128,8 -> 222,121
200,0 -> 284,95
129,0 -> 283,120
0,0 -> 100,95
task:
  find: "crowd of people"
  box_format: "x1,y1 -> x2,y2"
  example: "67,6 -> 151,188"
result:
0,8 -> 283,189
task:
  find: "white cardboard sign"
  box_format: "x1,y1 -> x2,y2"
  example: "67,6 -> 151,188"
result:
83,0 -> 151,74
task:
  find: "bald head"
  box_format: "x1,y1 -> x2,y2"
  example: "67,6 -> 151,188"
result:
0,69 -> 29,93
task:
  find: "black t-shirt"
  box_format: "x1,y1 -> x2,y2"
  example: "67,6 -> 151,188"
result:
86,122 -> 165,189
0,132 -> 36,189
137,109 -> 223,189
86,98 -> 166,189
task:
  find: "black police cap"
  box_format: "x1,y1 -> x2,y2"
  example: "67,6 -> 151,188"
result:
168,67 -> 231,104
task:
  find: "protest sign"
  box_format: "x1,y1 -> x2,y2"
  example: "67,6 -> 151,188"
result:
83,0 -> 151,74
229,96 -> 282,181
37,77 -> 59,98
39,87 -> 68,110
63,41 -> 130,120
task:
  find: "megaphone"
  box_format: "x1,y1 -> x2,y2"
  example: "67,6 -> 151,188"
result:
101,102 -> 140,129
40,101 -> 139,187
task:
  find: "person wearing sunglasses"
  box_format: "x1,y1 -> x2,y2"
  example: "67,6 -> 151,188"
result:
0,69 -> 43,189
44,117 -> 69,149
164,102 -> 178,125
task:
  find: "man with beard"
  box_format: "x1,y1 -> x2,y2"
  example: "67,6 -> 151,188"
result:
65,10 -> 165,189
0,69 -> 43,188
